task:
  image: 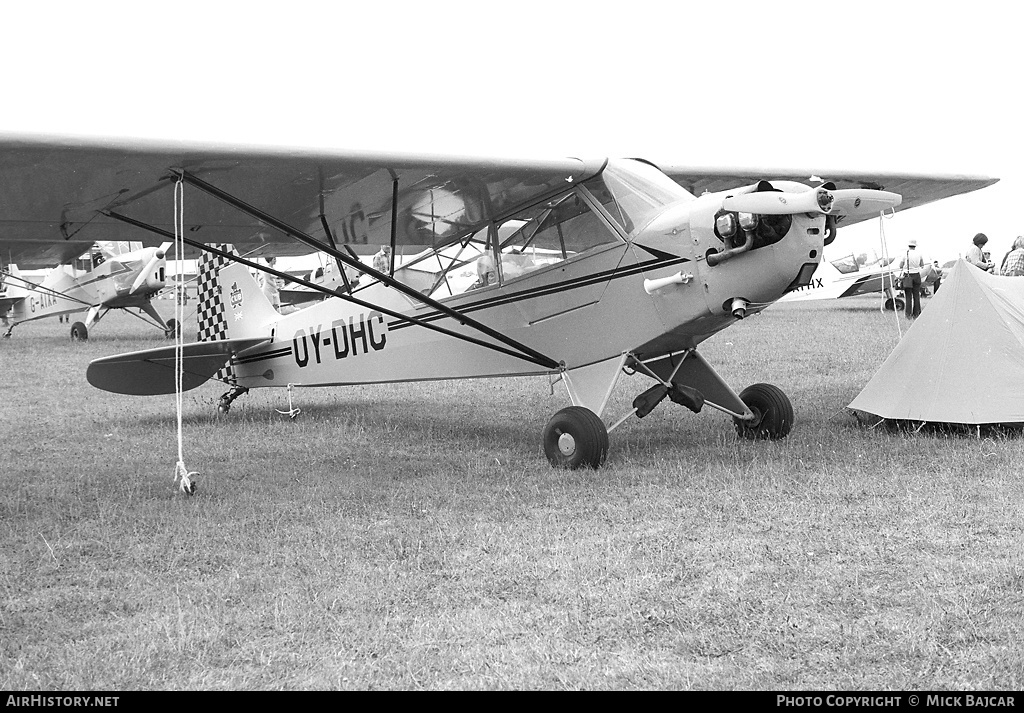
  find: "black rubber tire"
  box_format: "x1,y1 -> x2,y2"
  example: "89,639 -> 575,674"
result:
883,297 -> 906,312
70,322 -> 88,341
733,383 -> 794,440
543,406 -> 609,469
165,318 -> 180,338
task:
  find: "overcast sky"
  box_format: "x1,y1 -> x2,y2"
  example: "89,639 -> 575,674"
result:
3,0 -> 1019,263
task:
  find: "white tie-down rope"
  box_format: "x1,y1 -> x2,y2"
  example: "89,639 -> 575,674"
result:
173,179 -> 197,495
877,210 -> 903,340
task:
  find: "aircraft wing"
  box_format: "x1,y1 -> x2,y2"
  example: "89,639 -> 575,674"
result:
0,133 -> 604,259
659,166 -> 998,227
0,239 -> 95,269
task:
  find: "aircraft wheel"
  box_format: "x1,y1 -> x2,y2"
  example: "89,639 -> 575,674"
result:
217,401 -> 231,417
882,297 -> 905,312
70,322 -> 89,341
733,383 -> 794,440
542,406 -> 608,469
165,318 -> 180,338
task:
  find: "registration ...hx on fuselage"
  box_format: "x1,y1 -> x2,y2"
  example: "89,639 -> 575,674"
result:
0,134 -> 995,475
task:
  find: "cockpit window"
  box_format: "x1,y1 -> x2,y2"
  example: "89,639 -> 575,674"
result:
830,254 -> 861,274
584,159 -> 693,235
495,189 -> 621,283
391,185 -> 624,301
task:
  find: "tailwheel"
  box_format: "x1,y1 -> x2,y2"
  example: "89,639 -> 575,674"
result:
70,321 -> 89,341
165,318 -> 180,338
542,406 -> 609,469
216,385 -> 248,417
733,383 -> 794,440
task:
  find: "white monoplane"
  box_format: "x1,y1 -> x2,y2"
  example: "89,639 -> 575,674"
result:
0,134 -> 996,468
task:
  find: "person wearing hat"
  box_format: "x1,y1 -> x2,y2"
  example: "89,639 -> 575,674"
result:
892,238 -> 926,318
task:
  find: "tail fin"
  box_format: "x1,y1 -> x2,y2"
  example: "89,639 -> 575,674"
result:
196,245 -> 237,344
3,264 -> 29,299
196,246 -> 281,343
195,245 -> 281,387
217,263 -> 281,339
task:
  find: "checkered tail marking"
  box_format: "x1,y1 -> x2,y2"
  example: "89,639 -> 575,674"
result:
196,244 -> 239,384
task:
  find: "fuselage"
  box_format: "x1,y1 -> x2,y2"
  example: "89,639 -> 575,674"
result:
4,245 -> 167,324
224,160 -> 825,389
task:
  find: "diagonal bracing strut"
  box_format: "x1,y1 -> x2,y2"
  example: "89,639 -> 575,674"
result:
103,210 -> 560,369
173,170 -> 560,370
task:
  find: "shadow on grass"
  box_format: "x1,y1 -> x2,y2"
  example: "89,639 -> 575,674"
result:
124,391 -> 539,450
849,409 -> 1024,439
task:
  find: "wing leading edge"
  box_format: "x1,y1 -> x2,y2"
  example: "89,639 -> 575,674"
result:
659,166 -> 998,228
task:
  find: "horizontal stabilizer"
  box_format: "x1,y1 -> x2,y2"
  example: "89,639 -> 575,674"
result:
0,296 -> 25,312
86,338 -> 269,395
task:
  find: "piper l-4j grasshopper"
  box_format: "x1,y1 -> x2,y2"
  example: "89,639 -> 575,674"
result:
0,134 -> 996,468
0,241 -> 176,340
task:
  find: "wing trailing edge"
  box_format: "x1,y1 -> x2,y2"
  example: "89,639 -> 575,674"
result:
86,338 -> 269,395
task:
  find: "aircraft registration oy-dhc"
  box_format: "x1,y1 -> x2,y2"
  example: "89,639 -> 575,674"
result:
0,134 -> 997,471
0,241 -> 177,340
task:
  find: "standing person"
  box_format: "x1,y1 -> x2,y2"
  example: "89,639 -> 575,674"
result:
259,256 -> 282,312
966,233 -> 995,272
930,261 -> 942,293
892,238 -> 926,319
372,245 -> 392,275
1000,236 -> 1024,276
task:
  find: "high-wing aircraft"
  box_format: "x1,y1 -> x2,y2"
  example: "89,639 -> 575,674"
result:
0,240 -> 176,340
0,134 -> 996,470
775,252 -> 942,310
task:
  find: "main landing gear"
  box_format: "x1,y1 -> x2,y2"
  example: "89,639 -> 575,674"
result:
732,383 -> 794,440
542,406 -> 609,469
71,305 -> 104,341
543,350 -> 794,469
70,321 -> 89,341
164,318 -> 180,339
882,296 -> 905,312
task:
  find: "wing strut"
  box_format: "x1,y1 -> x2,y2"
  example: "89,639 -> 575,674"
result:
103,211 -> 560,370
317,186 -> 355,294
171,170 -> 560,370
0,271 -> 96,309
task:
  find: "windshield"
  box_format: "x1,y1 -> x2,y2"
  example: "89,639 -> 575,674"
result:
584,159 -> 694,234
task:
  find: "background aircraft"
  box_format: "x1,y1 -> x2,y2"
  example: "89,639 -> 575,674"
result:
0,135 -> 966,476
1,241 -> 175,340
776,252 -> 942,310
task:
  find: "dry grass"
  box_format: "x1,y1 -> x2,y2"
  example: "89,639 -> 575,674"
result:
1,296 -> 1022,690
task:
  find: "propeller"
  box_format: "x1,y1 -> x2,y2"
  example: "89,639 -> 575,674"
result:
830,188 -> 902,216
129,250 -> 165,294
722,186 -> 834,215
721,185 -> 902,217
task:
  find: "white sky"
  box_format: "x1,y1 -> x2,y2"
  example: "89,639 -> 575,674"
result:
2,0 -> 1021,264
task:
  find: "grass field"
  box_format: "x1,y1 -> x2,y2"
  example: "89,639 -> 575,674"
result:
1,296 -> 1022,690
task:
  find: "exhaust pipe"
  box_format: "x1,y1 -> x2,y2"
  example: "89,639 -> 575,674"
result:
707,229 -> 754,267
731,297 -> 748,319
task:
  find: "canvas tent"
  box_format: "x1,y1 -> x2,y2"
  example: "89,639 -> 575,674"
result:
848,260 -> 1024,425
